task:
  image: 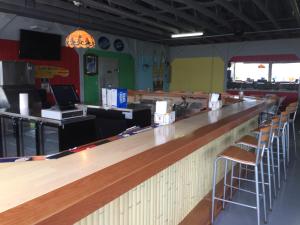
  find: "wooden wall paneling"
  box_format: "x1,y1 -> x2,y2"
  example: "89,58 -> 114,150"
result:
74,117 -> 258,225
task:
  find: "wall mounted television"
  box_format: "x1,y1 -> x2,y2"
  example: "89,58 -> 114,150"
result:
19,29 -> 62,60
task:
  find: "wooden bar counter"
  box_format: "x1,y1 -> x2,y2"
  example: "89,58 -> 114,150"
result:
0,98 -> 266,225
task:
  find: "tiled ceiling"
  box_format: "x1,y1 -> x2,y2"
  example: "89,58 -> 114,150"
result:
0,0 -> 299,45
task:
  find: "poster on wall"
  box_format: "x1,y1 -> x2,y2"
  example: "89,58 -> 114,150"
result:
35,66 -> 69,79
84,54 -> 98,75
152,51 -> 164,91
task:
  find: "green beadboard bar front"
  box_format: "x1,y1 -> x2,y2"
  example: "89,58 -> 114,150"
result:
74,116 -> 258,225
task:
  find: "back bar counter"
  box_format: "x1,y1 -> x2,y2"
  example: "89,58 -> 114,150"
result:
0,98 -> 267,225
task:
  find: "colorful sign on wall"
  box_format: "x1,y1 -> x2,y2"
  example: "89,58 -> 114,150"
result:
35,65 -> 69,79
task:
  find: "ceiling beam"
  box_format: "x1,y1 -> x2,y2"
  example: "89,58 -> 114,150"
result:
108,0 -> 196,32
216,0 -> 262,31
36,0 -> 169,37
288,0 -> 300,26
139,0 -> 221,34
173,0 -> 232,30
0,1 -> 162,41
81,0 -> 179,33
251,0 -> 280,29
34,3 -> 162,38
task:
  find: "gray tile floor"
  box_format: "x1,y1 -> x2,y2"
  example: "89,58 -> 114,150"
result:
214,120 -> 300,225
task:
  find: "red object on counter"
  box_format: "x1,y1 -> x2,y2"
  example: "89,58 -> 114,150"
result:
71,144 -> 97,153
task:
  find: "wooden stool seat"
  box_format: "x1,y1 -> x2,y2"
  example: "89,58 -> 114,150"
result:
237,135 -> 258,148
219,146 -> 256,166
252,127 -> 260,133
252,122 -> 271,133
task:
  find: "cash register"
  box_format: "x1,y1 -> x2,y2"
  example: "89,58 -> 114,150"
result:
41,85 -> 86,120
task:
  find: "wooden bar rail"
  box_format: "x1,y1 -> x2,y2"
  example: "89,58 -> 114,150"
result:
0,99 -> 266,225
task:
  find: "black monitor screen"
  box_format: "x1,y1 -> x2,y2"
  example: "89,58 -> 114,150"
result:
19,29 -> 61,60
51,85 -> 79,107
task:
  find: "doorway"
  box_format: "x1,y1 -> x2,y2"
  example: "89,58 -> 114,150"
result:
99,57 -> 119,89
98,57 -> 119,105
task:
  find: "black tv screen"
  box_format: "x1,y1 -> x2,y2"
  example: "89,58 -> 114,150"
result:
19,30 -> 61,60
51,85 -> 80,107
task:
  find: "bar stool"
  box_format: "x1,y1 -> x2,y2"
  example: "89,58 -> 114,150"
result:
259,96 -> 283,124
278,111 -> 289,181
211,126 -> 271,225
252,111 -> 289,188
235,117 -> 277,211
286,102 -> 298,160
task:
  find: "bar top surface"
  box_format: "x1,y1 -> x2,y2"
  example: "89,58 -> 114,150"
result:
0,98 -> 264,222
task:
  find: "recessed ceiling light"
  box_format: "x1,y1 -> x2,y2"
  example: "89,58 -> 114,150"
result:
171,32 -> 204,38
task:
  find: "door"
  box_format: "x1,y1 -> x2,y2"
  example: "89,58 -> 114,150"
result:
99,58 -> 119,89
99,58 -> 119,105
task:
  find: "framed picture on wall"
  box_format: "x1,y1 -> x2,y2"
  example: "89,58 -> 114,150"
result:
84,54 -> 98,75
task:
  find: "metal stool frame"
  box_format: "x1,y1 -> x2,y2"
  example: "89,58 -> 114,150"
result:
211,126 -> 271,225
234,116 -> 278,211
286,102 -> 298,160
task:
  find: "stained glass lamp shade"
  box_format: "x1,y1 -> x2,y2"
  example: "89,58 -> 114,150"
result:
65,28 -> 95,48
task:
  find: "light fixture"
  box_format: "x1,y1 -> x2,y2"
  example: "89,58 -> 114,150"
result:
65,1 -> 95,48
66,29 -> 95,48
171,32 -> 204,38
258,64 -> 265,69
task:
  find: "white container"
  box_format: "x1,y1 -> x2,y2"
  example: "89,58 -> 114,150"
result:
154,111 -> 176,125
155,101 -> 168,114
19,93 -> 29,116
239,91 -> 244,100
102,88 -> 107,106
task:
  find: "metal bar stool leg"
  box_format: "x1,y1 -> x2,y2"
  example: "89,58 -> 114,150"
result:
270,145 -> 277,198
276,136 -> 281,189
238,163 -> 242,188
230,162 -> 234,199
287,123 -> 290,164
255,165 -> 261,225
211,158 -> 218,224
266,150 -> 272,210
282,133 -> 287,181
223,160 -> 228,209
260,162 -> 267,224
292,122 -> 297,158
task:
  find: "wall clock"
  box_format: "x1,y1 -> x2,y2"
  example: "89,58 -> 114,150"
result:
113,39 -> 124,51
98,36 -> 110,50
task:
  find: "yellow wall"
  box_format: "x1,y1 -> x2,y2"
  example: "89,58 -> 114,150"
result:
170,57 -> 225,92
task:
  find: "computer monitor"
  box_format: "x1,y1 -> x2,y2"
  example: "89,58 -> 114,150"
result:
51,85 -> 80,110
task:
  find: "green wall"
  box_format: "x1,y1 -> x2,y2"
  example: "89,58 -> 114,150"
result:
84,49 -> 135,105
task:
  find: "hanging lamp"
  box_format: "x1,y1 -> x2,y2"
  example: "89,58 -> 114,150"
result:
65,1 -> 95,48
66,28 -> 95,48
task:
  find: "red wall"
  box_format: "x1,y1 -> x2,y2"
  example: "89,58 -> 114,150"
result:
0,39 -> 80,96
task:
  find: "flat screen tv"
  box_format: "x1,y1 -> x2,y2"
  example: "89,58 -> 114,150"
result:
19,29 -> 61,60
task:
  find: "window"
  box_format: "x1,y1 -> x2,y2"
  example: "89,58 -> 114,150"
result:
231,63 -> 269,81
272,63 -> 300,82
